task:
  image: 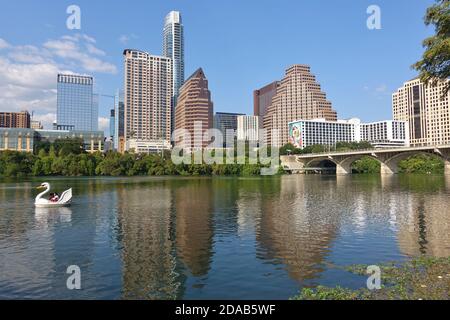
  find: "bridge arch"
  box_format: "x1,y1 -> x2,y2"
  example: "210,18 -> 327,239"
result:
336,154 -> 382,175
382,150 -> 445,174
304,157 -> 338,168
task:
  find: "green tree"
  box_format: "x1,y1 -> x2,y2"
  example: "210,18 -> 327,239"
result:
352,157 -> 381,174
413,0 -> 450,94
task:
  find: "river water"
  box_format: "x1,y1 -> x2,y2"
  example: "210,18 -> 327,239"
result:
0,175 -> 449,299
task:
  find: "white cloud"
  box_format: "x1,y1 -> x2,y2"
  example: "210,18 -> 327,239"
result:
119,34 -> 138,45
0,34 -> 118,129
43,36 -> 116,74
98,117 -> 110,132
0,38 -> 10,49
86,43 -> 105,56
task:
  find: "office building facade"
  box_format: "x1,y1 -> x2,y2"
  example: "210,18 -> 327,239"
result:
175,68 -> 213,150
214,112 -> 244,144
360,120 -> 409,148
56,74 -> 98,131
0,128 -> 104,153
110,109 -> 115,140
30,120 -> 43,130
237,115 -> 259,142
254,81 -> 279,129
393,78 -> 450,146
0,111 -> 31,128
263,65 -> 338,147
114,91 -> 125,153
288,118 -> 409,149
123,49 -> 173,147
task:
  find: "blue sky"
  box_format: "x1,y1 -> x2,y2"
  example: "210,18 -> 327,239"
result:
0,0 -> 435,133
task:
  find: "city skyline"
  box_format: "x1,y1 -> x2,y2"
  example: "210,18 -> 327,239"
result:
0,0 -> 437,133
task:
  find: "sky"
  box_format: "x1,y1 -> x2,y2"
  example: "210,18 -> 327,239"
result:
0,0 -> 436,134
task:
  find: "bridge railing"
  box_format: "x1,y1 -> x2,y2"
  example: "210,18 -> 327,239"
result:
294,144 -> 450,158
294,148 -> 376,158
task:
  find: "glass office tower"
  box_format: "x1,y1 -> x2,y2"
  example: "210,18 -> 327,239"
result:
163,11 -> 185,98
56,74 -> 98,131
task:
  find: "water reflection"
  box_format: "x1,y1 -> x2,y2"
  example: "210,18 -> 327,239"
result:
0,175 -> 449,299
257,177 -> 340,283
117,183 -> 178,300
35,207 -> 72,224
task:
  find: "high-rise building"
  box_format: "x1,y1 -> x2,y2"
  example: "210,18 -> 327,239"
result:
263,65 -> 337,147
288,118 -> 409,149
123,49 -> 173,146
114,91 -> 125,152
175,68 -> 213,150
56,74 -> 98,131
30,120 -> 43,130
0,111 -> 31,128
214,112 -> 244,145
254,81 -> 279,129
110,109 -> 115,139
163,11 -> 185,98
237,115 -> 259,142
393,78 -> 450,146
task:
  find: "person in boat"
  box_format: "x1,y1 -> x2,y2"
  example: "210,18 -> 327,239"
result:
48,192 -> 59,202
52,193 -> 60,202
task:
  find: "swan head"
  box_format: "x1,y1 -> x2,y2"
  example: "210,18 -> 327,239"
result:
36,182 -> 50,190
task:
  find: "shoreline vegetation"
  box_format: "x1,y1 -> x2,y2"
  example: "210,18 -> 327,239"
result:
292,256 -> 450,300
0,139 -> 445,178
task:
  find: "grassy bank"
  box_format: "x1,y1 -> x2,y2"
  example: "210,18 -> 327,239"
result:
292,256 -> 450,300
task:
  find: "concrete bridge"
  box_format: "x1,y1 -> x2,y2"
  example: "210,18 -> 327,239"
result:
281,145 -> 450,175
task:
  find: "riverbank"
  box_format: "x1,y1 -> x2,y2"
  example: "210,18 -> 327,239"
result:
0,149 -> 446,178
0,149 -> 280,178
292,257 -> 450,300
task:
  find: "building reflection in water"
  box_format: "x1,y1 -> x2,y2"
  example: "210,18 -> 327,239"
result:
117,178 -> 215,299
397,195 -> 450,258
174,179 -> 214,278
255,176 -> 341,283
117,182 -> 179,299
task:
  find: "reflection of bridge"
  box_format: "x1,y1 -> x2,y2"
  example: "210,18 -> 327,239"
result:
281,145 -> 450,175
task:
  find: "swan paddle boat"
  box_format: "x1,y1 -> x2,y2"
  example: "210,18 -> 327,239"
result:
35,182 -> 72,208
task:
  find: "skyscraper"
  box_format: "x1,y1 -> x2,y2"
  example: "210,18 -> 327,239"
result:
393,78 -> 450,146
254,81 -> 279,129
123,49 -> 173,145
263,65 -> 337,146
114,91 -> 125,152
214,112 -> 244,145
0,111 -> 31,128
110,109 -> 115,139
237,115 -> 260,142
56,74 -> 98,131
163,11 -> 185,98
175,68 -> 213,150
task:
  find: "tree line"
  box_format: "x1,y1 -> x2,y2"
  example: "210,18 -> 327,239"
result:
0,138 -> 276,178
0,139 -> 445,177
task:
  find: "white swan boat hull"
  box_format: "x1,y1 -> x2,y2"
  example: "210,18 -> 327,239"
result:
34,183 -> 73,208
35,201 -> 72,208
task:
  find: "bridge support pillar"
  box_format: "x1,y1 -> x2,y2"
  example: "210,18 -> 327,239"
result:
444,159 -> 450,175
336,163 -> 351,175
380,162 -> 398,175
